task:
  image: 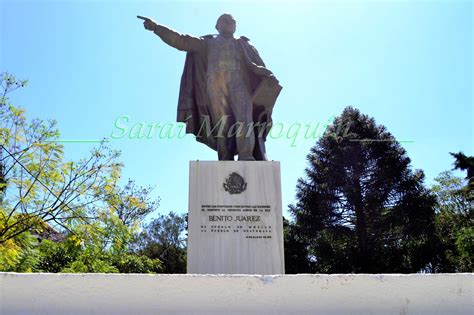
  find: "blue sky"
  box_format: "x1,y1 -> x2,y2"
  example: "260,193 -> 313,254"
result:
1,0 -> 472,219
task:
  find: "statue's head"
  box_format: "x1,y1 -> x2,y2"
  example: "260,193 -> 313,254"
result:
215,13 -> 236,36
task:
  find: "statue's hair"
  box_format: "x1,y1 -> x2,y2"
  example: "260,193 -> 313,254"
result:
215,13 -> 236,31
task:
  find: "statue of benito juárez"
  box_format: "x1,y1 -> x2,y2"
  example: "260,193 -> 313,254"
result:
138,14 -> 282,161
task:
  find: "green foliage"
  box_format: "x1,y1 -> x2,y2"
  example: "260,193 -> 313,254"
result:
289,107 -> 437,273
431,171 -> 473,272
456,227 -> 473,262
0,72 -> 165,274
36,239 -> 80,272
2,180 -> 163,273
283,217 -> 313,273
30,174 -> 163,273
61,247 -> 118,273
10,235 -> 39,272
106,179 -> 159,227
0,208 -> 42,271
112,254 -> 163,273
133,212 -> 187,273
0,73 -> 124,245
450,151 -> 474,201
35,231 -> 164,273
0,226 -> 39,272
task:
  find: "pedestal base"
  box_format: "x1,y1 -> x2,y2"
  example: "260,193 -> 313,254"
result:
187,161 -> 284,274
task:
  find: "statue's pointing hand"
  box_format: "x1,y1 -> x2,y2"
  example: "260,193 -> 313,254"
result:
137,15 -> 158,31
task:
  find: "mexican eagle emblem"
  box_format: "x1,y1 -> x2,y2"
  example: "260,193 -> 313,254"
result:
223,172 -> 247,194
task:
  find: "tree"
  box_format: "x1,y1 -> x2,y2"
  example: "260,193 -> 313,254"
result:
0,72 -> 165,273
105,179 -> 159,227
431,171 -> 472,272
32,179 -> 162,273
36,238 -> 80,272
0,229 -> 38,271
112,254 -> 163,273
0,73 -> 123,245
450,152 -> 474,200
35,215 -> 163,274
283,217 -> 313,274
451,152 -> 474,179
289,107 -> 437,273
133,212 -> 187,273
0,73 -> 120,271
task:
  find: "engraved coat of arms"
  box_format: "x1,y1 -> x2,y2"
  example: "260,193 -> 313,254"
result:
223,172 -> 247,194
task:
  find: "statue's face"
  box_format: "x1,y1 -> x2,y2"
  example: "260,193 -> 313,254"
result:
216,14 -> 236,35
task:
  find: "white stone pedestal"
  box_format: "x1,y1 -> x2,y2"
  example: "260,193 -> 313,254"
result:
187,161 -> 285,274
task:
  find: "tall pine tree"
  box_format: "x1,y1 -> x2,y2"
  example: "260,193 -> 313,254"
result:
289,107 -> 437,273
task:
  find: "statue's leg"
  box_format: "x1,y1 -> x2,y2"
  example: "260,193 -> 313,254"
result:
254,136 -> 268,161
217,137 -> 234,160
252,112 -> 269,161
207,73 -> 235,161
230,86 -> 255,161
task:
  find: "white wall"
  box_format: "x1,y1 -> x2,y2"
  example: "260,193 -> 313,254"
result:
1,273 -> 472,315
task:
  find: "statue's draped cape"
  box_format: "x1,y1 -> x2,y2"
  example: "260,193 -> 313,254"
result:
176,35 -> 277,159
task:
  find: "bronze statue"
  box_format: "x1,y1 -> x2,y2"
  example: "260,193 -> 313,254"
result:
138,14 -> 282,161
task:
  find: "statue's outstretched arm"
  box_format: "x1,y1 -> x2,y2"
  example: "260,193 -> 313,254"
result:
138,16 -> 205,52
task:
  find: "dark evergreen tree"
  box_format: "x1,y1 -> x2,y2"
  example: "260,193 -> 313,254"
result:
450,151 -> 474,200
289,107 -> 437,273
451,152 -> 474,180
283,217 -> 313,273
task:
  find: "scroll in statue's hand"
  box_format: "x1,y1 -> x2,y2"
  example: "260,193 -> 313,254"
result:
137,15 -> 158,31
